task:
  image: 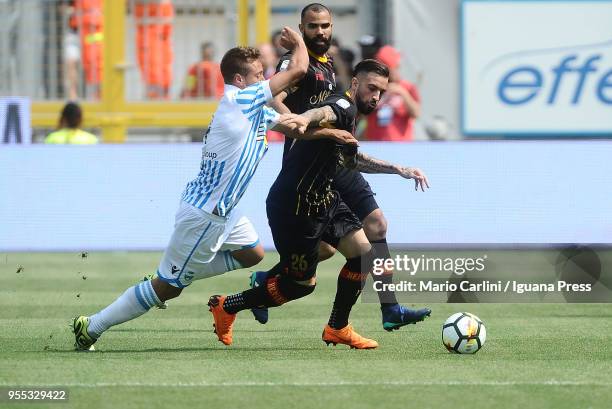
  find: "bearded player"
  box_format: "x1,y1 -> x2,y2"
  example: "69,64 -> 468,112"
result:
250,3 -> 431,331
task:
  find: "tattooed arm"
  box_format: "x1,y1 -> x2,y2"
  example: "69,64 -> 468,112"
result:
271,105 -> 338,134
355,151 -> 430,191
300,105 -> 338,129
273,110 -> 357,145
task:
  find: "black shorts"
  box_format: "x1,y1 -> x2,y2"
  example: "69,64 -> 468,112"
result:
333,168 -> 379,221
266,192 -> 341,281
321,200 -> 363,248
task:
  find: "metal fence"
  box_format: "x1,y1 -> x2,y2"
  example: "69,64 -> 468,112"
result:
0,0 -> 270,142
0,0 -> 236,101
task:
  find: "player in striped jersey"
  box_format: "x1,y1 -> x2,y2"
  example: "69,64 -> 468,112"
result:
71,27 -> 358,351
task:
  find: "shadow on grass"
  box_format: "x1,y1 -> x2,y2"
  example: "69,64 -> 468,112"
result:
111,328 -> 206,334
547,313 -> 612,318
110,328 -> 299,333
41,346 -> 323,353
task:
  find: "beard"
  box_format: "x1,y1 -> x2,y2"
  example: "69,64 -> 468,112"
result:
303,33 -> 331,56
356,97 -> 377,115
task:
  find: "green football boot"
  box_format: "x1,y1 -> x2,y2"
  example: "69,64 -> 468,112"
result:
71,316 -> 97,351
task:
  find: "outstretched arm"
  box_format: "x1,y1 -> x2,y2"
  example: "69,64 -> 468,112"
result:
355,152 -> 430,191
269,91 -> 291,115
271,105 -> 338,134
272,113 -> 357,145
299,105 -> 338,128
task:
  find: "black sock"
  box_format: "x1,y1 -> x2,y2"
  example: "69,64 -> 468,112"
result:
223,272 -> 315,314
223,287 -> 265,314
370,238 -> 398,307
328,254 -> 368,329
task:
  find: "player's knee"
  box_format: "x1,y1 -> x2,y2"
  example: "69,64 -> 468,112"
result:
291,279 -> 316,297
363,210 -> 387,241
269,275 -> 316,305
296,276 -> 317,286
231,244 -> 264,268
151,277 -> 182,302
318,242 -> 337,261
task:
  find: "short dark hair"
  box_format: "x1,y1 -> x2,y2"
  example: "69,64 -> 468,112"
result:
220,47 -> 261,83
59,101 -> 82,129
352,59 -> 389,78
300,3 -> 331,21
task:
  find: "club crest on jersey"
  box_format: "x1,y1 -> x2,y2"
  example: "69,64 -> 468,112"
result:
315,71 -> 325,81
336,98 -> 350,109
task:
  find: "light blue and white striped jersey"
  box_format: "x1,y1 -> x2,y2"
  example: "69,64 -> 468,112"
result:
182,80 -> 279,217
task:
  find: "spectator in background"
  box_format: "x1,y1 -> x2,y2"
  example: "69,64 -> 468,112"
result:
271,29 -> 288,60
260,41 -> 284,142
181,42 -> 224,99
365,45 -> 421,141
62,0 -> 81,100
73,0 -> 104,99
357,34 -> 381,60
258,42 -> 278,80
135,0 -> 174,99
328,38 -> 355,90
45,102 -> 98,144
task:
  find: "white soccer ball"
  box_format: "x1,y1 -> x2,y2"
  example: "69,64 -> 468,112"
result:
442,312 -> 486,354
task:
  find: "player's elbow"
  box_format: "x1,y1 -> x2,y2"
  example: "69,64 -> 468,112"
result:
297,61 -> 309,76
288,60 -> 308,81
290,65 -> 308,84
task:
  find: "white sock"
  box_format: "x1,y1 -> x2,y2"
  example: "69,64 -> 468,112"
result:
198,250 -> 244,278
88,279 -> 161,338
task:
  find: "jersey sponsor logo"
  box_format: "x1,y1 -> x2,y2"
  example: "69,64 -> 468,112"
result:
309,89 -> 332,106
203,150 -> 217,160
280,60 -> 290,71
336,98 -> 351,109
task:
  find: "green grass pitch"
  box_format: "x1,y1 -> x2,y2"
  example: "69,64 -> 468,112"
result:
1,252 -> 611,409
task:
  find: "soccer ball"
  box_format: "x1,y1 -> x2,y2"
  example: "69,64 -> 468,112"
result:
442,312 -> 486,354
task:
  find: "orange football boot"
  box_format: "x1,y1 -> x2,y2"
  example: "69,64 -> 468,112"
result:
322,324 -> 378,349
208,295 -> 236,345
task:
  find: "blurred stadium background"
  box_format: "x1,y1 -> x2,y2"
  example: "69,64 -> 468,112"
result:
1,3 -> 612,408
1,0 -> 611,250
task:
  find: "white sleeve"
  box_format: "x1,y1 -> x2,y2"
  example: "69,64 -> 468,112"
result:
234,80 -> 274,118
263,106 -> 281,127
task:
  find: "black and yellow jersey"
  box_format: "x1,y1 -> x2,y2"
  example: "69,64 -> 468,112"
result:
276,49 -> 337,158
267,92 -> 357,216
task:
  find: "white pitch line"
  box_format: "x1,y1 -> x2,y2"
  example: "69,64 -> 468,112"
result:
0,380 -> 610,388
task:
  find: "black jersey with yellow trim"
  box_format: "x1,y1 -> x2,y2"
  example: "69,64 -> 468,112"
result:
267,92 -> 357,217
276,49 -> 337,158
